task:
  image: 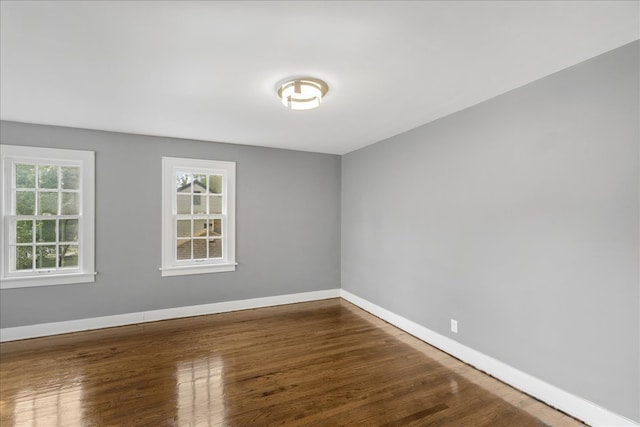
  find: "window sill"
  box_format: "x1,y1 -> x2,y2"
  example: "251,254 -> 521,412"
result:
160,263 -> 237,277
0,272 -> 97,289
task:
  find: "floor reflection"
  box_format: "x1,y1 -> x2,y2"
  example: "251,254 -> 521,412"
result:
177,356 -> 225,426
12,377 -> 83,426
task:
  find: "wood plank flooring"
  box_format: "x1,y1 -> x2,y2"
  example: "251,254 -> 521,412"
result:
0,298 -> 585,426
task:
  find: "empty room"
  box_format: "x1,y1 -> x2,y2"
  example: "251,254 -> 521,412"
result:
0,1 -> 638,426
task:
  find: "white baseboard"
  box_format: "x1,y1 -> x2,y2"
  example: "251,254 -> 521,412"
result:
142,289 -> 341,322
0,288 -> 341,342
0,312 -> 144,342
340,289 -> 638,427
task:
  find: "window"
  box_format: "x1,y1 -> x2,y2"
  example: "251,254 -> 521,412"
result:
161,157 -> 236,276
1,145 -> 95,288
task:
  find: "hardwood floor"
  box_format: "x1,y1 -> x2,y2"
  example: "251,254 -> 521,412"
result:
0,298 -> 584,426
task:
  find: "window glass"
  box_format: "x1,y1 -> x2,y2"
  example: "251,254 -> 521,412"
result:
16,220 -> 33,243
209,175 -> 222,194
209,196 -> 222,214
16,191 -> 35,215
60,245 -> 78,268
38,165 -> 58,189
208,239 -> 222,258
38,192 -> 58,215
16,164 -> 35,188
61,193 -> 79,215
36,246 -> 56,269
59,219 -> 79,242
177,239 -> 191,260
36,220 -> 57,242
61,167 -> 80,189
16,246 -> 33,270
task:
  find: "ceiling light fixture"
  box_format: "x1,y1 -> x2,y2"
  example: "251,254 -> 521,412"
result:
277,77 -> 328,111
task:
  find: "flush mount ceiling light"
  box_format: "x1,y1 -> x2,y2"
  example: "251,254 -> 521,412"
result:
277,77 -> 328,111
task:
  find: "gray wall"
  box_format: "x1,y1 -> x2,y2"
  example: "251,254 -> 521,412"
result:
0,122 -> 341,327
342,41 -> 639,421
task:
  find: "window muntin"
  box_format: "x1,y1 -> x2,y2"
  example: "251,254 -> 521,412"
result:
161,157 -> 236,276
1,145 -> 95,288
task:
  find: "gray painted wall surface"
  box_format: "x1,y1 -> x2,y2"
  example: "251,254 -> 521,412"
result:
342,41 -> 639,421
0,122 -> 341,327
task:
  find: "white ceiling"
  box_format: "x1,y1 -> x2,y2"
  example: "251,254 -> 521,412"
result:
1,1 -> 638,155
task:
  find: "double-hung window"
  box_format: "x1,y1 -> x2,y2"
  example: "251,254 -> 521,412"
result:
161,157 -> 236,276
1,145 -> 95,288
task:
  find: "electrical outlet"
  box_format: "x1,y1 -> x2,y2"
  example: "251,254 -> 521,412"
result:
451,319 -> 458,333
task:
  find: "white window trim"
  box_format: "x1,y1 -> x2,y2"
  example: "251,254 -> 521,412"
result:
161,157 -> 236,277
1,144 -> 96,289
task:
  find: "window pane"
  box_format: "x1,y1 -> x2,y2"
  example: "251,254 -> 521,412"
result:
36,220 -> 57,242
59,219 -> 78,242
177,239 -> 191,260
16,246 -> 33,270
193,193 -> 205,214
209,239 -> 222,258
16,191 -> 35,215
16,220 -> 33,243
209,196 -> 222,214
38,192 -> 58,215
61,167 -> 80,189
36,245 -> 57,269
16,164 -> 35,188
193,174 -> 206,191
61,192 -> 79,215
177,195 -> 191,214
38,165 -> 58,189
209,175 -> 222,194
177,220 -> 191,238
176,173 -> 192,192
211,219 -> 222,237
60,245 -> 78,268
193,219 -> 208,237
193,239 -> 207,259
